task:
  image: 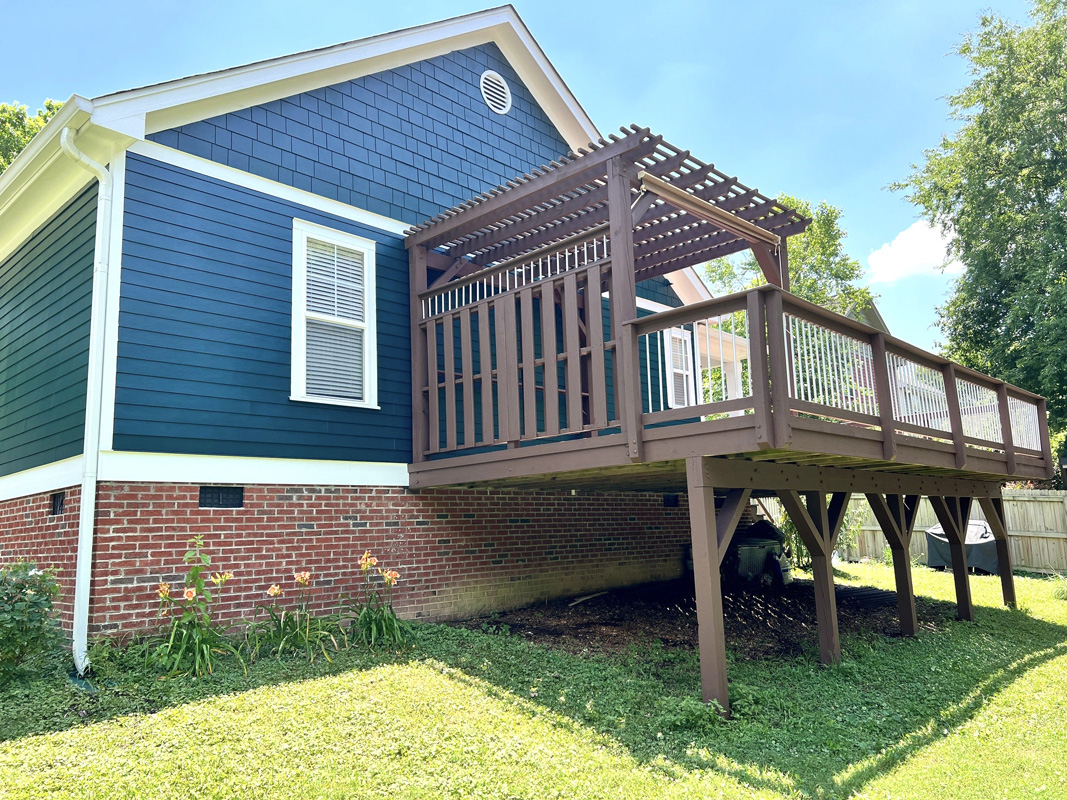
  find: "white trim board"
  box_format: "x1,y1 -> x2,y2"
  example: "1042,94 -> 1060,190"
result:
90,8 -> 599,152
97,451 -> 410,487
127,140 -> 409,235
98,151 -> 126,453
0,457 -> 85,503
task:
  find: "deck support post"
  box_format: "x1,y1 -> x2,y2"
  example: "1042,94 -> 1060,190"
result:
866,493 -> 921,636
409,245 -> 429,462
686,458 -> 749,715
778,490 -> 851,665
978,496 -> 1017,608
929,496 -> 975,621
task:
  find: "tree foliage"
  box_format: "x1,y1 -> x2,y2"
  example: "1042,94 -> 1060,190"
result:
897,0 -> 1067,430
704,194 -> 874,316
0,100 -> 63,174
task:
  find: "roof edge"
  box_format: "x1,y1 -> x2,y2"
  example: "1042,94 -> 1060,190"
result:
89,6 -> 600,151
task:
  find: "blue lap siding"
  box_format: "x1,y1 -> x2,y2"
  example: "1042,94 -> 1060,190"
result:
0,186 -> 96,477
149,43 -> 571,225
114,154 -> 410,462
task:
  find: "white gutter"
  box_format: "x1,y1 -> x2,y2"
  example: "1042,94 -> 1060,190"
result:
60,127 -> 113,676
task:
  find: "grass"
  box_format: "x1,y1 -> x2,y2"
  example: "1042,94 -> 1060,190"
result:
1,563 -> 1066,799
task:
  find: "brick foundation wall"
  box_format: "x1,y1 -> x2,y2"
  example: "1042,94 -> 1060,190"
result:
0,486 -> 81,631
88,482 -> 691,636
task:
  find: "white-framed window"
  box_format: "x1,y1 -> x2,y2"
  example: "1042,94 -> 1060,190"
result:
290,219 -> 378,409
663,326 -> 697,409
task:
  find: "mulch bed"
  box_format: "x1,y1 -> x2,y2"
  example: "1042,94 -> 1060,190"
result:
453,572 -> 953,661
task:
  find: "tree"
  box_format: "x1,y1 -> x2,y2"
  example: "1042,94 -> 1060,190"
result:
704,194 -> 874,317
897,1 -> 1067,432
0,100 -> 63,174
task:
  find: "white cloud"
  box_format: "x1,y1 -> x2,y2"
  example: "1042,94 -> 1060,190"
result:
866,221 -> 964,285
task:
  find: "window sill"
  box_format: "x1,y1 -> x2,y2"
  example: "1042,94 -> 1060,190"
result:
290,394 -> 381,411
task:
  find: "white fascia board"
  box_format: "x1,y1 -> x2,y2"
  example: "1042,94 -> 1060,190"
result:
97,451 -> 410,487
128,140 -> 409,235
0,98 -> 134,266
0,457 -> 85,503
667,267 -> 713,305
90,7 -> 599,152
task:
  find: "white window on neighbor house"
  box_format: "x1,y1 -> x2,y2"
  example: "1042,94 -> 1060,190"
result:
290,219 -> 378,409
663,326 -> 697,409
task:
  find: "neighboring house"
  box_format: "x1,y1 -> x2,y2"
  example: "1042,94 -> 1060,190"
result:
0,7 -> 707,671
0,7 -> 1050,713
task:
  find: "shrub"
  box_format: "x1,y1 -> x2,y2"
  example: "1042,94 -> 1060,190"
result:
0,562 -> 60,678
343,551 -> 411,646
246,571 -> 340,662
149,536 -> 243,676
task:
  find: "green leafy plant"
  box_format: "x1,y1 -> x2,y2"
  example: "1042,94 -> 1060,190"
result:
0,562 -> 60,679
149,536 -> 244,676
246,571 -> 339,662
1052,572 -> 1067,601
343,551 -> 411,646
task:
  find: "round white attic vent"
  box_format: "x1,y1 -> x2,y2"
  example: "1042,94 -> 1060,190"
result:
479,70 -> 512,115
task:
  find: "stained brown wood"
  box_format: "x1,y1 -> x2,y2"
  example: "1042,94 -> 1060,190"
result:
750,242 -> 783,287
929,495 -> 975,621
866,492 -> 920,636
779,238 -> 790,292
1038,398 -> 1055,479
870,333 -> 897,462
585,263 -> 608,427
716,487 -> 754,560
746,290 -> 772,448
442,312 -> 457,452
942,364 -> 968,469
777,490 -> 850,664
496,297 -> 521,443
408,129 -> 659,250
519,287 -> 537,438
460,308 -> 476,447
764,288 -> 791,448
563,272 -> 583,431
995,383 -> 1016,475
478,306 -> 494,444
539,281 -> 560,436
425,321 -> 439,455
686,457 -> 731,714
608,156 -> 642,461
978,496 -> 1017,608
410,246 -> 430,461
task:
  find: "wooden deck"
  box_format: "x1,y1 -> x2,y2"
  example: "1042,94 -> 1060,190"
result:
409,285 -> 1052,492
403,126 -> 1052,715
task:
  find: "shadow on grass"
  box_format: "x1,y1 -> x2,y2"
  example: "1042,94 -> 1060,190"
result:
3,574 -> 1065,800
0,637 -> 415,745
418,579 -> 1067,799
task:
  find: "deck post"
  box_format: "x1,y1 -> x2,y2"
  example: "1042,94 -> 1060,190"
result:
409,245 -> 429,462
866,493 -> 921,636
778,490 -> 851,665
686,457 -> 731,714
929,496 -> 975,621
607,156 -> 642,462
978,496 -> 1017,608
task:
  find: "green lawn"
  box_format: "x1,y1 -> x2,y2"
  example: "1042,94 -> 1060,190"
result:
2,563 -> 1065,799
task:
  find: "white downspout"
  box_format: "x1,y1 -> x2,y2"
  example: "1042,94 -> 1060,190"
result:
60,127 -> 113,675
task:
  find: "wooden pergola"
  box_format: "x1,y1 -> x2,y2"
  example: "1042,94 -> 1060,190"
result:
403,126 -> 1053,715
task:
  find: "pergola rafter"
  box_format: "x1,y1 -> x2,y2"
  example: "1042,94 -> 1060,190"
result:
405,124 -> 811,290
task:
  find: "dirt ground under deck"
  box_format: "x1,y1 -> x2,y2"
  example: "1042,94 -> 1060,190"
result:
454,571 -> 956,661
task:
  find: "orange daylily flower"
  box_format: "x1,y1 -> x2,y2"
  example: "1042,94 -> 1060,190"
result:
294,571 -> 311,587
157,582 -> 171,600
267,584 -> 282,598
383,570 -> 400,586
183,587 -> 197,601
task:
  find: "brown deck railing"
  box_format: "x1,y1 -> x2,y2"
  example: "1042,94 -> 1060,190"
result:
413,279 -> 1052,479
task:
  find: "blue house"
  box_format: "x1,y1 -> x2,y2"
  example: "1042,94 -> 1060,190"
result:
1,6 -> 1047,712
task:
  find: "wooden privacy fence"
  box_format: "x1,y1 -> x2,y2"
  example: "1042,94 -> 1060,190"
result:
839,490 -> 1067,573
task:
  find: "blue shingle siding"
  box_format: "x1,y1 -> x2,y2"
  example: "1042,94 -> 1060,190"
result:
0,186 -> 96,477
637,276 -> 682,308
114,154 -> 410,462
149,43 -> 571,225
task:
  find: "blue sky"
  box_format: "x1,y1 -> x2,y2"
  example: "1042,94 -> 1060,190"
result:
2,0 -> 1033,351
